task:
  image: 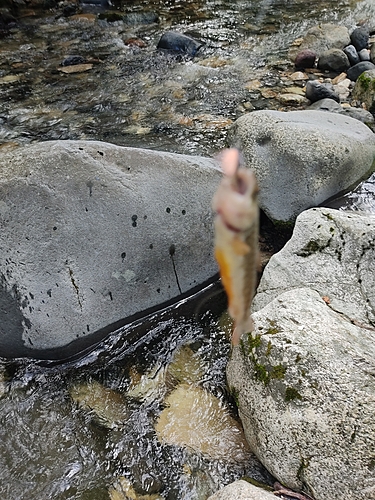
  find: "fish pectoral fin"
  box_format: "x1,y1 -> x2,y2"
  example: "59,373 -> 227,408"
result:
232,237 -> 250,256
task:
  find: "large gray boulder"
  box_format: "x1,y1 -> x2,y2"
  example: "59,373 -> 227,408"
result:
227,208 -> 375,500
229,110 -> 375,223
0,140 -> 221,360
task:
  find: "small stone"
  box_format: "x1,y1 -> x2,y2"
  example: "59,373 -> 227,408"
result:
332,72 -> 348,85
260,88 -> 277,98
244,79 -> 261,91
308,98 -> 342,112
305,80 -> 340,103
358,48 -> 370,61
124,38 -> 147,48
294,49 -> 316,69
347,61 -> 375,81
343,44 -> 360,65
350,27 -> 369,51
317,49 -> 350,72
61,55 -> 86,67
278,93 -> 308,105
290,71 -> 308,81
58,63 -> 93,74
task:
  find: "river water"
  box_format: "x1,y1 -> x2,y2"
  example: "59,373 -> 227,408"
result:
0,0 -> 375,499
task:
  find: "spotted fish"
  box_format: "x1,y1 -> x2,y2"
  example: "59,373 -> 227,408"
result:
212,148 -> 259,346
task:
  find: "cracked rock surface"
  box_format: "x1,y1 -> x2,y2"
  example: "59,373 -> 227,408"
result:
0,140 -> 221,359
227,207 -> 375,500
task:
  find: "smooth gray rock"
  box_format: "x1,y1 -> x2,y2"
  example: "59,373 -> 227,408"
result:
207,480 -> 275,500
317,48 -> 350,72
343,44 -> 360,65
289,24 -> 350,61
308,98 -> 375,127
350,26 -> 369,51
347,61 -> 375,81
0,140 -> 221,360
227,208 -> 375,500
229,110 -> 375,223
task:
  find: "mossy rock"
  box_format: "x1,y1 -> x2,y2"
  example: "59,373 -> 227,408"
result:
352,69 -> 375,113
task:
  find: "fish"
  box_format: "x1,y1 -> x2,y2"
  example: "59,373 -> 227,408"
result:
212,148 -> 259,346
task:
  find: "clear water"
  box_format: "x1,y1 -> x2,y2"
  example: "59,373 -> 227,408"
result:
0,283 -> 273,499
1,0 -> 375,498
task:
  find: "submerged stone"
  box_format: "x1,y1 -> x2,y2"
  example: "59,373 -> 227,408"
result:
155,384 -> 250,462
70,380 -> 128,429
157,31 -> 204,57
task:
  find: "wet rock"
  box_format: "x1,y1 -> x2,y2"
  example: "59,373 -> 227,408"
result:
347,60 -> 375,81
155,384 -> 251,462
289,24 -> 350,61
0,140 -> 221,360
343,44 -> 360,65
305,80 -> 340,103
126,364 -> 169,404
208,480 -> 275,500
229,110 -> 375,223
227,209 -> 375,500
70,380 -> 128,429
317,48 -> 350,72
157,31 -> 204,57
371,42 -> 375,63
167,344 -> 206,384
122,12 -> 158,25
58,63 -> 93,73
61,55 -> 86,66
350,26 -> 369,51
109,476 -> 163,500
358,48 -> 371,61
294,49 -> 316,69
352,68 -> 375,114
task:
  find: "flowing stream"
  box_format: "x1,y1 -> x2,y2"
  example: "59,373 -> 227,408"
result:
1,0 -> 375,498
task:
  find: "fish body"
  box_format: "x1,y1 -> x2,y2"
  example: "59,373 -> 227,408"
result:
212,149 -> 259,345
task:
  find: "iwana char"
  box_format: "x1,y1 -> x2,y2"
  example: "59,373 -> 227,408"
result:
212,148 -> 259,345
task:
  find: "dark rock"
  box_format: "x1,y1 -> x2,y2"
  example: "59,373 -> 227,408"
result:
358,48 -> 370,61
347,61 -> 375,81
61,55 -> 86,67
62,3 -> 78,16
343,45 -> 360,66
350,27 -> 369,51
294,49 -> 317,69
317,48 -> 350,72
305,80 -> 340,103
98,11 -> 123,22
157,31 -> 204,57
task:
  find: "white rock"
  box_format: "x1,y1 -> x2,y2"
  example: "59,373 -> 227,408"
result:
207,480 -> 276,500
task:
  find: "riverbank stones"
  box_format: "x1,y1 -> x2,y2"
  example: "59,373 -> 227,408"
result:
229,110 -> 375,224
0,140 -> 221,360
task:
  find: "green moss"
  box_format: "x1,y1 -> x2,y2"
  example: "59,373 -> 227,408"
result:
357,72 -> 373,92
271,364 -> 286,380
265,326 -> 280,335
285,386 -> 302,402
296,238 -> 331,257
265,340 -> 272,356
